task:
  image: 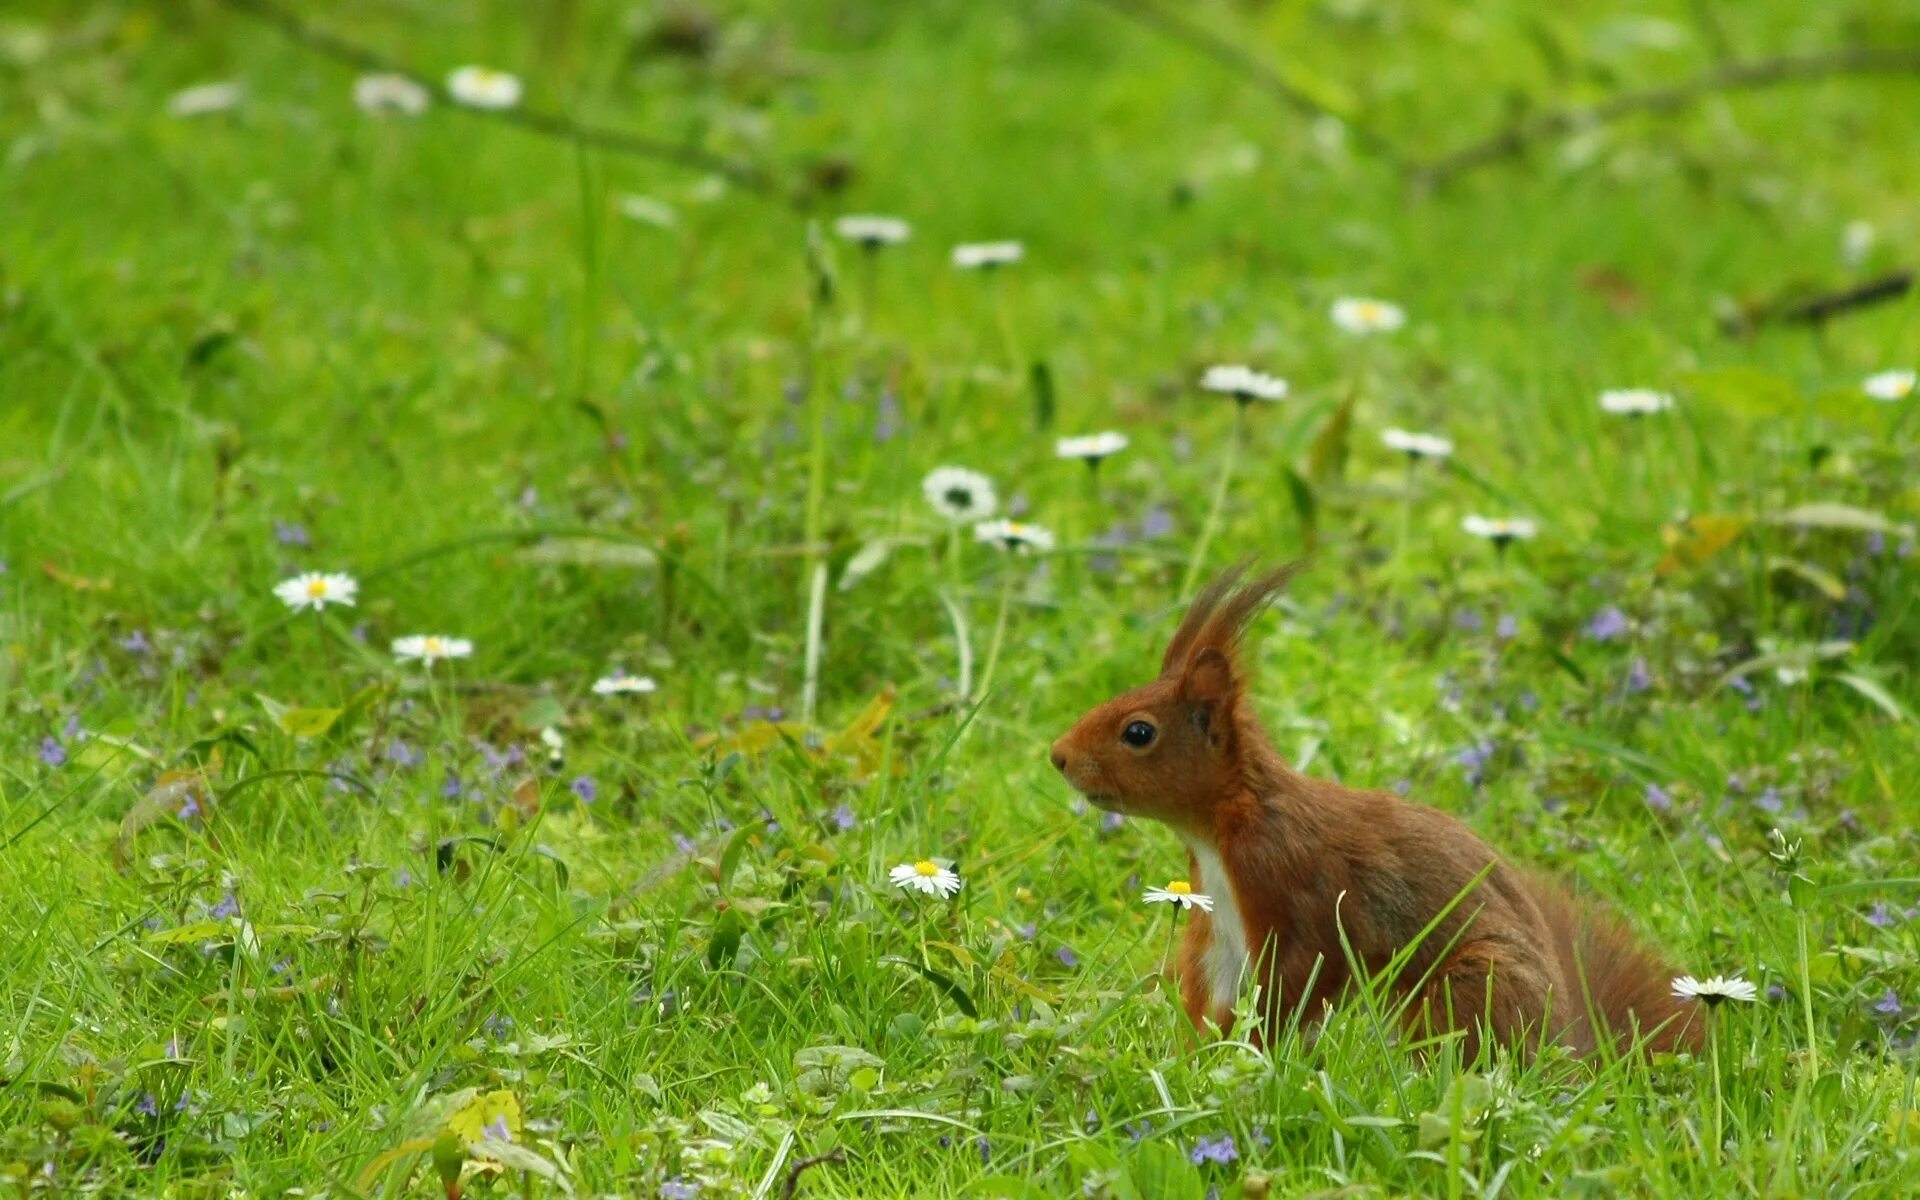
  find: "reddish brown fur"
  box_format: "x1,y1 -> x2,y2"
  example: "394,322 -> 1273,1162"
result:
1049,564 -> 1701,1060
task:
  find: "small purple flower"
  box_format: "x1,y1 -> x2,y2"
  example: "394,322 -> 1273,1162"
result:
660,1180 -> 701,1200
1189,1134 -> 1238,1166
1454,740 -> 1494,787
1495,614 -> 1518,640
1100,810 -> 1126,833
177,794 -> 202,822
274,520 -> 311,547
440,772 -> 463,799
1015,922 -> 1037,940
672,832 -> 698,855
829,803 -> 857,832
1454,609 -> 1483,633
1754,787 -> 1783,814
1643,783 -> 1672,813
741,705 -> 785,723
481,1115 -> 513,1142
875,391 -> 902,443
393,868 -> 415,888
977,1137 -> 992,1165
1865,902 -> 1899,929
119,630 -> 153,656
1125,1120 -> 1153,1142
1140,507 -> 1175,539
135,1093 -> 159,1117
1873,989 -> 1903,1017
1055,945 -> 1080,968
1626,656 -> 1651,694
483,1013 -> 515,1040
38,737 -> 66,768
1867,531 -> 1886,557
570,775 -> 598,804
209,892 -> 239,920
1584,606 -> 1630,642
1007,492 -> 1030,517
385,739 -> 420,768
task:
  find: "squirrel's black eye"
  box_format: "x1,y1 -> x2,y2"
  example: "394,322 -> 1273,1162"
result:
1121,721 -> 1157,748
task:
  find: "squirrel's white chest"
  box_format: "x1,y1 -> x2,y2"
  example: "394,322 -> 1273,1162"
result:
1186,840 -> 1249,1010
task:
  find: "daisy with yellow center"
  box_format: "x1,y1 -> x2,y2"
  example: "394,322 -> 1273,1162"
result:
446,66 -> 523,111
889,859 -> 963,898
1331,297 -> 1406,335
974,519 -> 1056,555
1142,880 -> 1214,911
392,634 -> 474,666
1864,369 -> 1915,402
273,571 -> 359,613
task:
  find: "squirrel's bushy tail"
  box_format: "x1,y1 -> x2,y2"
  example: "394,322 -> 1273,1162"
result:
1529,878 -> 1704,1056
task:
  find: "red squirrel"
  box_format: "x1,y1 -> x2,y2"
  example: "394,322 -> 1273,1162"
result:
1048,564 -> 1701,1060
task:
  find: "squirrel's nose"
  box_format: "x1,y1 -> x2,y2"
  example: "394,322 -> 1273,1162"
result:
1048,740 -> 1068,775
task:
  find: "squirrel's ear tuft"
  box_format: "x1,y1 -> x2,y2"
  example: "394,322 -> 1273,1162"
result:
1161,561 -> 1304,678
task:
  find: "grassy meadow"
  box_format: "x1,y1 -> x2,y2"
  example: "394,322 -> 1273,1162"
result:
4,0 -> 1920,1195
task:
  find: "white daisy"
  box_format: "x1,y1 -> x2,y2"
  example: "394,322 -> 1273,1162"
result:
1381,428 -> 1453,460
353,73 -> 431,116
273,571 -> 359,613
1142,880 -> 1215,912
1599,388 -> 1675,416
1330,297 -> 1406,335
592,672 -> 658,697
1863,369 -> 1915,402
974,519 -> 1056,554
1671,974 -> 1758,1007
391,635 -> 474,666
922,466 -> 998,523
1462,515 -> 1539,544
446,66 -> 523,111
889,859 -> 963,898
167,82 -> 243,118
1055,432 -> 1129,464
951,241 -> 1024,270
1841,220 -> 1875,266
618,194 -> 678,229
1199,364 -> 1290,404
834,214 -> 911,248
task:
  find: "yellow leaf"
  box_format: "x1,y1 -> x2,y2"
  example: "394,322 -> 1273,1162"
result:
824,686 -> 896,755
445,1090 -> 522,1146
1656,515 -> 1749,577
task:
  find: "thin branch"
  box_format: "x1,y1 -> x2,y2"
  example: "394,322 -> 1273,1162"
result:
1082,0 -> 1407,168
1719,269 -> 1915,337
1416,46 -> 1920,188
210,0 -> 794,206
779,1148 -> 846,1200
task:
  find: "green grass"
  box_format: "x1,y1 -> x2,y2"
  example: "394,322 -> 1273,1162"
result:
4,0 -> 1920,1195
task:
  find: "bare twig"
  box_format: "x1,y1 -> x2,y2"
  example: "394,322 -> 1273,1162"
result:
1415,47 -> 1920,188
1082,0 -> 1407,168
1718,269 -> 1916,337
779,1148 -> 846,1200
210,0 -> 793,206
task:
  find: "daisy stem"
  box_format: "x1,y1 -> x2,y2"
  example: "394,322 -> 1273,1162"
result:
989,271 -> 1021,381
1182,402 -> 1245,596
947,523 -> 964,588
313,610 -> 341,700
1708,1010 -> 1724,1162
973,569 -> 1016,704
1396,456 -> 1415,565
858,247 -> 879,338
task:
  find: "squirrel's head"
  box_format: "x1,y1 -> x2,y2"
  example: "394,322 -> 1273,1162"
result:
1049,563 -> 1299,834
